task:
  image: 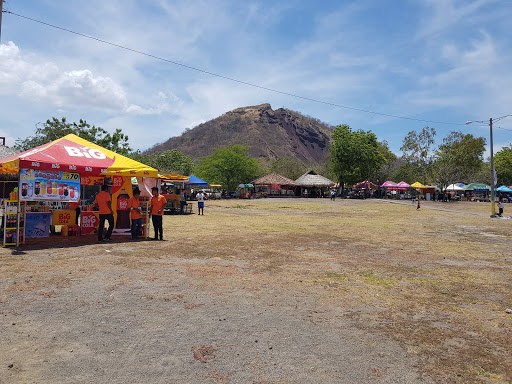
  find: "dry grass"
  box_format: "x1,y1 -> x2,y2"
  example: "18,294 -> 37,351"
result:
1,198 -> 511,383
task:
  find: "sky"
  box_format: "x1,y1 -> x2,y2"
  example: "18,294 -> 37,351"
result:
1,0 -> 512,157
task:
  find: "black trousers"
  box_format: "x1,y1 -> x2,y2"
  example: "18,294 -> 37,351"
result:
75,207 -> 81,225
98,213 -> 114,241
152,215 -> 163,239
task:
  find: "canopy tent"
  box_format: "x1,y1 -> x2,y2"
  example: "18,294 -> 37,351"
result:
353,180 -> 378,189
496,185 -> 512,193
380,181 -> 397,188
159,174 -> 190,183
0,134 -> 157,177
465,183 -> 490,191
396,181 -> 411,188
445,183 -> 466,191
410,182 -> 426,189
185,175 -> 209,186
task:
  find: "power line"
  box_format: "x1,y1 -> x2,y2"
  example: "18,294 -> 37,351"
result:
3,10 -> 468,127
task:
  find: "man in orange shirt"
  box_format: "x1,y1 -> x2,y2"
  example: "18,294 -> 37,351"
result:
94,184 -> 114,242
150,186 -> 167,240
128,188 -> 143,240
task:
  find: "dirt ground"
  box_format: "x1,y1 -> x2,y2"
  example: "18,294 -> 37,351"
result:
1,198 -> 511,383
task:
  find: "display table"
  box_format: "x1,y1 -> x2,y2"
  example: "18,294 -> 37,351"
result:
26,212 -> 51,238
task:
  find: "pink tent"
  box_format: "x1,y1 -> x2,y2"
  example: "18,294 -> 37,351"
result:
380,181 -> 397,188
396,181 -> 411,188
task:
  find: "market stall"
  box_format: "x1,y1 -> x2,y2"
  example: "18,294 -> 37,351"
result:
0,134 -> 157,246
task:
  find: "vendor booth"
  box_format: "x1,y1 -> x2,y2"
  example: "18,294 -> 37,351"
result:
0,134 -> 157,246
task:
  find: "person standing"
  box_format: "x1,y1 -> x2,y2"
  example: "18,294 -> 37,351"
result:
128,188 -> 143,240
150,186 -> 167,240
178,189 -> 187,215
66,198 -> 81,225
196,190 -> 205,215
330,189 -> 336,201
497,199 -> 504,217
95,184 -> 114,242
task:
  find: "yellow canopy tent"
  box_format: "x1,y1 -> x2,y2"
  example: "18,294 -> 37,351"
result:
410,182 -> 426,189
0,134 -> 158,177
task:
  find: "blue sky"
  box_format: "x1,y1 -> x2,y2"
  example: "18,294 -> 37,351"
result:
1,0 -> 512,157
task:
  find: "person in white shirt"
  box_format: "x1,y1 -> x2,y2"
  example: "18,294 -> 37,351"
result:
196,190 -> 205,215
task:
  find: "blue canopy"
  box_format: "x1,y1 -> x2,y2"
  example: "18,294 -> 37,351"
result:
496,185 -> 512,193
186,175 -> 209,186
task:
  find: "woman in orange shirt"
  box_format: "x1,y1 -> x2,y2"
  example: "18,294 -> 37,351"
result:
128,188 -> 142,240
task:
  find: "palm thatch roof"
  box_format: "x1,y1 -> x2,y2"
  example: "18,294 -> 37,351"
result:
294,170 -> 335,187
252,172 -> 297,186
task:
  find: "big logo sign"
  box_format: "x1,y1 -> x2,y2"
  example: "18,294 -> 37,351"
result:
81,212 -> 100,234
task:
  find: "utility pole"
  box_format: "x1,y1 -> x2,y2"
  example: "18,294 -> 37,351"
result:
0,0 -> 3,43
489,118 -> 496,216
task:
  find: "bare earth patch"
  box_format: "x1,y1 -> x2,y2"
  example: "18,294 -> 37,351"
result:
0,198 -> 510,383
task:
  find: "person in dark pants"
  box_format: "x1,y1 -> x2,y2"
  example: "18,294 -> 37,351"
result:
150,186 -> 167,240
94,184 -> 114,242
128,188 -> 143,240
178,189 -> 187,215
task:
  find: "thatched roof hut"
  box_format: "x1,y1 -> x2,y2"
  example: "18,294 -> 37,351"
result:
252,172 -> 297,186
0,145 -> 19,181
294,170 -> 335,187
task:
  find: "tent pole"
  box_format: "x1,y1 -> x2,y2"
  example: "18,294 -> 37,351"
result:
16,171 -> 20,248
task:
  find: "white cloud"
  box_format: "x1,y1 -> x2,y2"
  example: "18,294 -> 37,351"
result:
0,42 -> 168,115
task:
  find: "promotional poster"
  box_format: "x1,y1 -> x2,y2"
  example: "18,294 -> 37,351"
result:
19,169 -> 81,202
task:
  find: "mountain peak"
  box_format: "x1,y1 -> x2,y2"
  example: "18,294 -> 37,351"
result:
149,104 -> 333,164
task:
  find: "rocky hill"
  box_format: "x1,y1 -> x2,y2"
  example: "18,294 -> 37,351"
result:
149,104 -> 333,164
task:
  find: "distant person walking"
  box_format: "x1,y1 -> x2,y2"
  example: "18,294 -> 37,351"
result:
330,189 -> 336,201
150,187 -> 167,240
196,190 -> 205,215
95,184 -> 113,242
128,188 -> 142,240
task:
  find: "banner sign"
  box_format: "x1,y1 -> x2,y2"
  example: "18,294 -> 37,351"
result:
19,169 -> 80,202
52,210 -> 77,226
81,211 -> 100,235
26,213 -> 51,238
81,176 -> 104,186
271,184 -> 281,190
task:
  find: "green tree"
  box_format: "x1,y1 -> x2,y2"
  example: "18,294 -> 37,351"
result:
329,124 -> 385,192
195,145 -> 259,192
433,131 -> 486,188
15,117 -> 131,155
370,140 -> 398,185
129,150 -> 195,175
271,158 -> 307,181
400,126 -> 436,184
494,144 -> 512,186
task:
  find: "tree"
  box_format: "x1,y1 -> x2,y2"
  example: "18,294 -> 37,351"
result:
370,140 -> 398,185
129,150 -> 195,175
494,144 -> 512,186
15,117 -> 131,155
271,158 -> 307,181
400,126 -> 436,184
329,124 -> 385,193
433,131 -> 486,188
195,145 -> 259,192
